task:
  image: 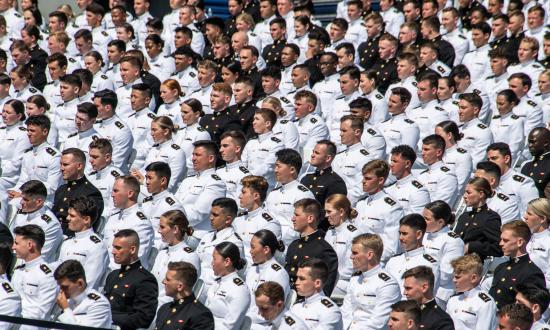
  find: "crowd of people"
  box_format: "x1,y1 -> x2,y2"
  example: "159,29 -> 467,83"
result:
0,0 -> 549,328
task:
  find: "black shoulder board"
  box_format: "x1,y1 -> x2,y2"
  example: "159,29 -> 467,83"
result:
233,277 -> 244,286
459,34 -> 467,39
41,214 -> 52,223
412,180 -> 423,189
101,74 -> 108,80
115,121 -> 124,129
19,126 -> 26,131
473,89 -> 481,95
111,170 -> 121,178
336,95 -> 345,100
478,292 -> 491,302
40,264 -> 51,274
262,213 -> 273,221
101,31 -> 109,36
352,271 -> 361,276
271,263 -> 281,271
68,132 -> 78,138
88,293 -> 100,300
29,87 -> 37,93
196,125 -> 205,131
347,224 -> 357,232
280,97 -> 290,104
237,210 -> 248,217
24,147 -> 33,153
452,100 -> 459,105
404,119 -> 414,124
285,316 -> 296,326
136,211 -> 147,220
367,128 -> 376,136
171,144 -> 181,150
527,100 -> 537,107
412,81 -> 418,87
239,166 -> 250,174
69,57 -> 76,63
435,106 -> 444,111
90,235 -> 101,244
375,93 -> 383,100
477,123 -> 487,129
166,197 -> 175,206
271,136 -> 282,143
423,254 -> 437,263
2,282 -> 13,293
184,246 -> 193,253
457,147 -> 467,154
384,197 -> 396,206
448,231 -> 460,239
147,112 -> 156,119
379,272 -> 390,281
280,119 -> 289,124
297,185 -> 308,192
360,149 -> 369,156
212,174 -> 221,181
143,195 -> 153,203
511,114 -> 519,119
437,66 -> 445,73
513,175 -> 525,183
441,166 -> 450,172
321,298 -> 334,308
189,71 -> 196,77
46,147 -> 57,156
310,117 -> 318,124
497,193 -> 509,201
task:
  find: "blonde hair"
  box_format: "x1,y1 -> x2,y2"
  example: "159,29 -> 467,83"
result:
527,198 -> 550,221
451,254 -> 483,276
325,194 -> 358,219
236,12 -> 255,29
262,96 -> 286,117
352,233 -> 383,261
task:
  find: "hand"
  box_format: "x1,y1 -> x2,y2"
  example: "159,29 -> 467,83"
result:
56,291 -> 69,310
130,168 -> 144,184
7,190 -> 20,200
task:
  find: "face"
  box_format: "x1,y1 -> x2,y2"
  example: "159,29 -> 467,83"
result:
378,40 -> 395,60
422,2 -> 437,17
403,3 -> 420,22
250,236 -> 270,264
211,249 -> 228,276
261,76 -> 279,94
518,42 -> 536,62
12,235 -> 31,259
329,24 -> 345,42
350,243 -> 371,272
175,32 -> 189,48
295,267 -> 317,297
309,143 -> 330,167
291,68 -> 308,87
60,153 -> 83,181
416,80 -> 436,103
107,46 -> 123,64
228,0 -> 242,15
293,97 -> 313,119
20,193 -> 42,213
145,40 -> 162,59
180,104 -> 200,125
255,294 -> 283,321
325,202 -> 344,227
508,77 -> 528,98
339,74 -> 358,95
75,37 -> 92,55
21,30 -> 34,47
463,184 -> 484,207
88,147 -> 110,171
399,225 -> 421,251
365,19 -> 382,38
134,0 -> 149,15
75,111 -> 94,132
294,21 -> 307,37
538,73 -> 550,94
120,62 -> 140,85
488,0 -> 502,14
192,146 -> 213,172
359,74 -> 374,94
111,8 -> 126,27
527,11 -> 543,29
523,206 -> 547,232
453,271 -> 476,293
210,90 -> 229,111
111,179 -> 130,209
319,54 -> 337,77
239,49 -> 255,70
388,311 -> 414,330
399,26 -> 416,44
500,229 -> 521,257
47,60 -> 66,81
436,79 -> 453,100
471,29 -> 489,48
26,124 -> 48,146
492,18 -> 507,38
145,171 -> 165,194
362,171 -> 382,194
260,1 -> 276,19
458,99 -> 478,122
487,150 -> 509,173
150,122 -> 169,143
48,16 -> 64,33
403,276 -> 425,301
162,270 -> 183,298
112,236 -> 134,265
160,85 -> 178,104
10,72 -> 26,90
233,83 -> 252,104
198,67 -> 216,87
25,102 -> 44,117
423,208 -> 445,233
419,47 -> 436,66
270,23 -> 286,40
508,15 -> 524,34
47,36 -> 64,55
276,0 -> 292,15
527,129 -> 549,157
490,57 -> 508,76
390,154 -> 410,178
67,208 -> 90,232
544,39 -> 550,57
281,47 -> 298,67
213,42 -> 230,59
292,206 -> 310,232
219,136 -> 241,163
339,119 -> 359,146
23,11 -> 37,27
1,104 -> 22,125
253,114 -> 271,135
158,216 -> 178,244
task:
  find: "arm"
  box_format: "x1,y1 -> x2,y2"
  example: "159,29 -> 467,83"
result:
454,153 -> 473,193
189,309 -> 216,330
111,128 -> 134,170
220,288 -> 250,330
84,245 -> 109,289
401,125 -> 420,152
341,287 -> 353,329
46,155 -> 62,197
507,119 -> 525,161
282,122 -> 300,150
2,135 -> 30,177
112,275 -> 158,329
381,207 -> 404,262
58,299 -> 112,327
433,173 -> 458,207
475,299 -> 497,330
368,281 -> 401,329
318,305 -> 343,330
467,214 -> 501,259
322,245 -> 340,297
167,148 -> 187,191
34,276 -> 59,319
182,181 -> 227,227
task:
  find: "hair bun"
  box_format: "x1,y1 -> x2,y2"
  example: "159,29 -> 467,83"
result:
236,258 -> 247,270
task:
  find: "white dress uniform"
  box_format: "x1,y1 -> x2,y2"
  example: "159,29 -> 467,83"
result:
14,142 -> 62,201
90,71 -> 115,93
0,274 -> 21,327
114,79 -> 145,119
439,97 -> 460,124
508,60 -> 544,93
253,14 -> 275,51
170,66 -> 200,97
142,139 -> 187,191
312,73 -> 341,119
233,208 -> 282,265
328,90 -> 363,146
148,55 -> 176,83
463,84 -> 493,124
461,44 -> 492,83
443,145 -> 472,194
273,118 -> 300,151
142,190 -> 185,246
295,113 -> 329,162
1,7 -> 24,39
0,122 -> 31,190
365,90 -> 390,125
341,265 -> 401,330
325,221 -> 361,295
11,256 -> 58,322
94,114 -> 134,171
157,99 -> 183,127
175,168 -> 227,238
88,165 -> 123,217
257,91 -> 296,120
57,288 -> 112,328
242,132 -> 284,188
484,72 -> 510,111
423,227 -> 464,304
42,80 -> 62,107
106,63 -> 123,89
279,64 -> 297,96
487,188 -> 521,225
499,169 -> 539,216
360,124 -> 387,161
125,108 -> 155,170
216,160 -> 250,202
290,292 -> 343,330
251,309 -> 309,330
428,60 -> 451,77
64,128 -> 102,169
385,246 -> 440,294
10,84 -> 41,102
513,96 -> 544,142
185,84 -> 213,115
458,118 -> 493,166
527,229 -> 550,288
408,100 -> 450,149
378,113 -> 420,154
332,143 -> 375,205
345,19 -> 369,49
151,240 -> 200,306
265,180 -> 314,246
379,7 -> 404,37
355,191 -> 404,262
536,92 -> 550,123
130,11 -> 153,45
206,271 -> 251,330
52,98 -> 79,143
417,161 -> 459,206
386,174 -> 431,214
174,123 -> 211,176
385,76 -> 420,111
102,204 -> 154,270
442,29 -> 469,65
446,286 -> 497,330
57,228 -> 108,289
184,22 -> 205,55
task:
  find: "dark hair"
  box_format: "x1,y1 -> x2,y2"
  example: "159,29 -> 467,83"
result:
182,98 -> 204,116
68,196 -> 97,220
54,259 -> 86,283
335,43 -> 355,58
192,140 -> 218,159
49,11 -> 68,26
253,229 -> 283,255
0,72 -> 10,86
255,281 -> 285,304
498,303 -> 533,330
24,6 -> 43,27
339,65 -> 360,80
391,145 -> 416,164
167,261 -> 197,288
458,93 -> 483,109
25,114 -> 50,130
145,161 -> 172,182
27,95 -> 50,112
161,210 -> 192,239
84,50 -> 105,66
284,43 -> 301,57
5,99 -> 26,121
22,25 -> 41,42
316,139 -> 337,157
471,22 -> 492,35
497,89 -> 520,105
77,102 -> 98,119
14,224 -> 45,250
85,2 -> 105,16
132,82 -> 152,98
402,265 -> 435,290
390,300 -> 421,325
108,39 -> 126,52
146,17 -> 164,31
349,97 -> 372,113
422,15 -> 440,31
298,258 -> 328,285
515,283 -> 550,315
424,200 -> 454,225
145,33 -> 164,49
72,69 -> 93,87
450,64 -> 471,79
20,180 -> 47,199
399,213 -> 427,233
59,74 -> 82,88
113,229 -> 140,249
212,197 -> 238,219
62,148 -> 86,164
0,242 -> 13,278
275,149 -> 302,173
391,87 -> 412,105
94,89 -> 118,109
487,142 -> 512,159
476,161 -> 502,180
215,241 -> 246,270
74,29 -> 93,42
294,198 -> 322,223
436,120 -> 461,142
261,66 -> 282,80
223,61 -> 242,75
422,134 -> 446,151
508,72 -> 532,90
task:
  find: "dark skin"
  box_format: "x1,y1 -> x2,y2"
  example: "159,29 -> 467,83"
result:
319,54 -> 338,77
527,128 -> 550,157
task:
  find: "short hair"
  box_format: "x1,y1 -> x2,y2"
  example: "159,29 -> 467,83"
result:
115,175 -> 140,195
294,90 -> 317,108
508,72 -> 532,90
72,69 -> 93,87
362,159 -> 390,179
339,65 -> 360,80
294,198 -> 322,222
167,261 -> 197,288
94,89 -> 118,109
390,300 -> 421,325
119,56 -> 143,70
471,22 -> 492,35
74,29 -> 92,42
476,161 -> 502,181
113,229 -> 140,249
352,233 -> 384,260
270,17 -> 286,29
47,52 -> 68,68
527,4 -> 545,17
331,17 -> 348,31
107,39 -> 126,52
62,148 -> 86,164
49,31 -> 71,47
501,220 -> 532,242
211,82 -> 233,96
400,213 -> 427,233
59,74 -> 82,88
254,281 -> 285,305
515,283 -> 550,315
488,47 -> 509,60
49,10 -> 68,26
145,161 -> 171,182
261,66 -> 282,80
275,148 -> 302,173
487,142 -> 512,159
0,73 -> 10,86
298,258 -> 328,285
349,97 -> 372,113
450,64 -> 471,79
54,259 -> 86,283
458,93 -> 483,109
497,89 -> 520,105
436,120 -> 461,142
391,87 -> 412,105
86,2 -> 105,17
25,114 -> 50,130
219,130 -> 246,149
212,197 -> 238,219
391,145 -> 416,164
284,43 -> 300,57
316,140 -> 337,157
498,303 -> 533,330
365,11 -> 384,25
335,42 -> 355,57
417,72 -> 439,89
132,83 -> 152,99
241,175 -> 269,202
422,134 -> 446,151
402,266 -> 435,290
20,180 -> 47,199
14,224 -> 45,251
68,196 -> 97,220
379,33 -> 399,47
76,102 -> 98,119
240,45 -> 259,59
451,253 -> 483,276
397,52 -> 419,68
193,140 -> 218,159
234,76 -> 254,90
340,115 -> 364,132
89,138 -> 113,155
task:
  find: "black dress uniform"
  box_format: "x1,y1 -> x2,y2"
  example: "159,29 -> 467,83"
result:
521,151 -> 550,198
29,44 -> 48,91
457,0 -> 484,31
304,52 -> 323,86
229,99 -> 258,138
244,0 -> 261,23
370,57 -> 398,94
155,294 -> 215,330
141,71 -> 162,111
416,65 -> 439,78
225,15 -> 239,37
428,35 -> 455,68
454,204 -> 502,260
300,167 -> 347,208
104,260 -> 159,330
0,222 -> 13,246
358,33 -> 382,70
419,299 -> 455,330
199,108 -> 242,144
490,36 -> 519,64
202,42 -> 214,61
262,39 -> 287,67
52,175 -> 104,236
541,56 -> 550,69
240,66 -> 264,99
489,254 -> 546,310
285,230 -> 339,296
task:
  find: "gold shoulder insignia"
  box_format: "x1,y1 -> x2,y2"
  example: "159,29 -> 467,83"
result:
171,144 -> 181,150
40,264 -> 51,274
184,246 -> 193,253
347,224 -> 357,232
384,197 -> 396,206
412,180 -> 423,189
233,277 -> 244,286
212,174 -> 221,181
423,254 -> 437,263
2,282 -> 13,293
379,272 -> 390,281
115,121 -> 124,129
448,231 -> 460,238
478,292 -> 491,302
321,298 -> 334,308
41,214 -> 52,223
513,175 -> 525,183
285,316 -> 296,325
297,185 -> 308,192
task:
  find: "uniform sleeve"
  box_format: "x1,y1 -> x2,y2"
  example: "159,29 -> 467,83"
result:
135,220 -> 155,264
381,207 -> 404,263
303,123 -> 329,158
341,286 -> 353,329
518,179 -> 541,208
467,213 -> 502,259
252,143 -> 282,179
189,308 -> 216,330
111,127 -> 134,170
46,154 -> 62,196
455,153 -> 473,193
437,238 -> 464,299
475,299 -> 497,330
368,280 -> 401,330
409,186 -> 431,214
58,299 -> 112,327
318,305 -> 343,330
362,133 -> 386,161
34,276 -> 59,319
84,244 -> 109,289
167,147 -> 187,191
470,130 -> 493,166
432,173 -> 458,207
322,245 -> 339,297
401,124 -> 420,153
111,275 -> 158,329
219,287 -> 251,330
41,220 -> 63,262
506,118 -> 525,162
282,123 -> 300,150
1,134 -> 30,177
182,180 -> 227,227
523,104 -> 544,138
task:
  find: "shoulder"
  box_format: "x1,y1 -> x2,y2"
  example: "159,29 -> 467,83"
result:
136,211 -> 147,220
45,147 -> 58,156
320,298 -> 337,309
513,174 -> 526,183
478,292 -> 493,303
40,264 -> 52,275
448,231 -> 460,239
423,254 -> 437,263
378,271 -> 392,282
114,121 -> 125,129
297,184 -> 309,192
496,192 -> 510,201
411,180 -> 424,189
233,277 -> 245,286
477,123 -> 488,129
384,196 -> 397,206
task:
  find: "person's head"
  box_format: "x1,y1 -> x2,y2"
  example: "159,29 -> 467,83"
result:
359,70 -> 378,94
292,198 -> 322,233
48,11 -> 68,33
25,114 -> 50,146
434,120 -> 461,147
486,142 -> 513,173
527,5 -> 545,30
110,5 -> 128,28
523,198 -> 550,233
150,116 -> 175,143
67,197 -> 97,233
389,145 -> 416,179
491,14 -> 509,39
75,102 -> 97,133
470,23 -> 491,49
421,134 -> 445,165
295,258 -> 328,297
488,0 -> 504,15
220,61 -> 241,85
457,93 -> 482,122
129,83 -> 152,112
74,29 -> 93,55
210,82 -> 233,111
339,115 -> 363,146
388,300 -> 421,330
527,127 -> 550,157
508,72 -> 532,98
233,77 -> 254,104
212,35 -> 231,60
351,233 -> 384,271
396,52 -> 418,80
13,224 -> 45,260
88,138 -> 112,171
420,16 -> 440,39
489,47 -> 510,76
388,87 -> 411,115
399,214 -> 426,251
21,24 -> 41,48
239,175 -> 269,210
335,43 -> 354,70
436,76 -> 455,101
269,18 -> 287,41
119,56 -> 142,85
192,140 -> 217,172
290,64 -> 310,88
307,140 -> 336,169
515,283 -> 550,321
93,89 -> 118,119
450,64 -> 471,93
362,160 -> 389,194
250,229 -> 281,264
259,0 -> 276,19
210,197 -> 238,232
253,108 -> 277,134
518,37 -> 539,63
162,261 -> 197,299
325,194 -> 357,228
60,148 -> 86,181
112,229 -> 140,265
85,2 -> 104,28
508,10 -> 525,35
451,253 -> 483,292
399,22 -> 419,45
338,66 -> 360,96
59,74 -> 82,102
172,46 -> 194,73
348,97 -> 372,122
144,161 -> 171,194
463,177 -> 492,207
418,42 -> 438,67
2,99 -> 25,126
275,148 -> 302,183
10,64 -> 32,90
54,260 -> 87,298
47,52 -> 68,81
402,266 -> 435,302
538,69 -> 550,94
112,176 -> 140,209
293,89 -> 316,119
255,281 -> 286,321
403,0 -> 421,22
416,73 -> 438,103
212,241 -> 246,276
378,33 -> 398,60
179,5 -> 196,26
500,220 -> 531,257
475,161 -> 502,188
281,43 -> 299,68
204,16 -> 224,42
0,73 -> 10,97
159,210 -> 192,245
423,200 -> 454,233
197,60 -> 218,87
277,0 -> 293,16
498,303 -> 534,330
307,29 -> 330,55
294,14 -> 312,37
219,130 -> 246,163
20,180 -> 47,213
260,66 -> 281,95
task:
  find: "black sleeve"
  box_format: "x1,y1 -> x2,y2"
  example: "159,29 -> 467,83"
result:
189,308 -> 216,330
322,243 -> 339,297
325,176 -> 348,198
467,213 -> 502,259
112,275 -> 159,329
433,315 -> 455,330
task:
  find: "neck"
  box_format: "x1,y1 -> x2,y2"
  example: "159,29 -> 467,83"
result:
248,202 -> 261,212
301,227 -> 317,236
24,253 -> 41,263
421,294 -> 434,304
175,289 -> 193,300
122,200 -> 137,210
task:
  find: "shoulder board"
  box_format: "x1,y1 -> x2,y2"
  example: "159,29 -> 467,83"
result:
29,87 -> 37,93
40,264 -> 51,274
136,211 -> 147,220
392,8 -> 399,12
90,235 -> 101,244
527,100 -> 537,107
19,126 -> 27,131
459,34 -> 467,39
297,185 -> 308,192
478,292 -> 491,302
492,114 -> 501,119
271,263 -> 282,271
280,119 -> 289,124
448,231 -> 460,238
497,193 -> 509,201
412,180 -> 423,189
441,166 -> 450,172
412,81 -> 418,87
88,293 -> 101,300
285,316 -> 296,326
115,121 -> 124,129
513,175 -> 525,183
111,170 -> 121,178
378,272 -> 391,282
477,123 -> 487,129
511,114 -> 519,119
101,74 -> 108,80
473,89 -> 481,95
352,271 -> 362,276
280,97 -> 290,104
347,224 -> 357,232
404,119 -> 414,124
271,136 -> 282,143
41,214 -> 52,223
46,147 -> 57,156
101,31 -> 109,36
171,144 -> 181,150
233,277 -> 244,286
184,246 -> 193,253
486,75 -> 496,79
239,166 -> 250,174
375,93 -> 383,100
24,147 -> 33,153
237,210 -> 248,217
14,12 -> 21,17
2,282 -> 13,293
435,106 -> 445,111
212,174 -> 221,181
360,149 -> 369,156
310,117 -> 317,124
384,197 -> 396,206
68,132 -> 78,138
336,95 -> 345,100
452,100 -> 459,105
457,147 -> 467,154
262,213 -> 273,221
423,254 -> 437,263
321,298 -> 334,308
532,63 -> 541,68
437,66 -> 445,73
197,126 -> 206,132
143,196 -> 153,203
165,197 -> 176,206
147,112 -> 156,119
69,57 -> 76,63
366,128 -> 376,136
189,71 -> 196,78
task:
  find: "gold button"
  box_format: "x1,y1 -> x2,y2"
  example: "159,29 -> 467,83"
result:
114,285 -> 118,289
167,320 -> 171,324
